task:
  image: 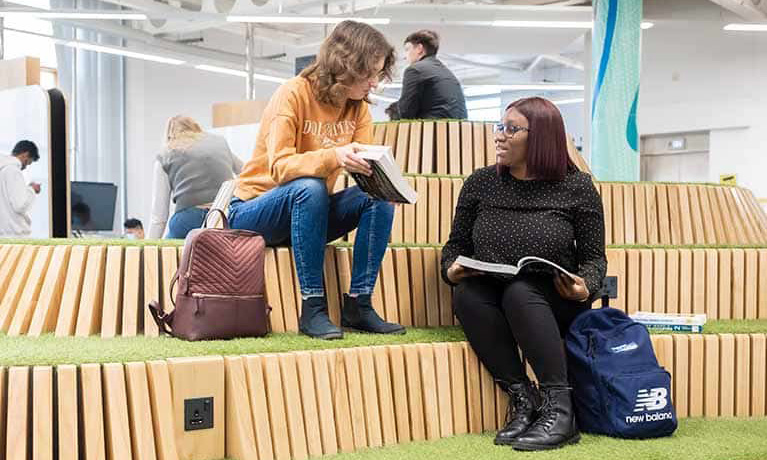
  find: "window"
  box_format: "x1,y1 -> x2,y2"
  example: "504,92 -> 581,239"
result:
40,67 -> 58,89
3,3 -> 58,85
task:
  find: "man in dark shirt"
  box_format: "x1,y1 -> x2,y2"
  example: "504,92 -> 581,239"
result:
391,30 -> 468,120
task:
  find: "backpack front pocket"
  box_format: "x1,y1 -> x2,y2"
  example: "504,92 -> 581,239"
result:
602,369 -> 677,438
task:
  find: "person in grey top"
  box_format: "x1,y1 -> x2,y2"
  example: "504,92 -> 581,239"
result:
148,116 -> 243,239
390,30 -> 468,120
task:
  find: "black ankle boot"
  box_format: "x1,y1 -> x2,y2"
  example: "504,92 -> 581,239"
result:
341,294 -> 405,334
299,296 -> 343,340
494,379 -> 540,445
511,385 -> 580,451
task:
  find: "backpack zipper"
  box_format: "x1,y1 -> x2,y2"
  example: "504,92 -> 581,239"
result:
191,293 -> 264,299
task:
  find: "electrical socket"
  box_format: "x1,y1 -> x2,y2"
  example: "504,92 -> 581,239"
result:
602,276 -> 619,299
184,397 -> 214,431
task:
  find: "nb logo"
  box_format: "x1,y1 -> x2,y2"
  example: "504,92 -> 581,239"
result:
633,387 -> 668,412
610,342 -> 638,353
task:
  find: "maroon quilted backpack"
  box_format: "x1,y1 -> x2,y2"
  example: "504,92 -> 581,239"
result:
148,210 -> 271,340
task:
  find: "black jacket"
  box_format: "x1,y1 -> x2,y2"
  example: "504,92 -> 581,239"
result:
395,56 -> 467,120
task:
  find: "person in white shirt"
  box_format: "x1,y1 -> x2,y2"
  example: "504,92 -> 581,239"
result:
148,116 -> 242,239
0,141 -> 41,237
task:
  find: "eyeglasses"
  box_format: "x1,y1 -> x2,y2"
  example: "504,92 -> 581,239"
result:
494,123 -> 530,138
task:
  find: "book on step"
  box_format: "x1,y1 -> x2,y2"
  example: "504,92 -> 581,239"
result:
629,312 -> 707,326
642,323 -> 703,333
455,255 -> 576,281
350,144 -> 418,204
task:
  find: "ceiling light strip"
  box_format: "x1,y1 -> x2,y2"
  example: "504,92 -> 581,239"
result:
724,23 -> 767,31
65,42 -> 185,65
194,65 -> 286,83
0,11 -> 147,20
227,15 -> 390,25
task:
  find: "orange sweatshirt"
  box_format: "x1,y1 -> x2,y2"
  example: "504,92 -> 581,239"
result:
235,76 -> 373,200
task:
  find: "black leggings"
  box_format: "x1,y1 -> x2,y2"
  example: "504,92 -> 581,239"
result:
453,275 -> 588,387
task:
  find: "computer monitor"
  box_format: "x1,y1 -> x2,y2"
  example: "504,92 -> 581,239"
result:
70,181 -> 118,232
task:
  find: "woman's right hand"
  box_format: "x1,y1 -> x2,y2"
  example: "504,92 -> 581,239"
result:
336,142 -> 373,176
447,261 -> 482,284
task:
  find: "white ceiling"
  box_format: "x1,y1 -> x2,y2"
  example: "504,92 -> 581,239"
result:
3,0 -> 761,89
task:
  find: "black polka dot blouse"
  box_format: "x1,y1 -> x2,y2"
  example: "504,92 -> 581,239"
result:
440,165 -> 607,297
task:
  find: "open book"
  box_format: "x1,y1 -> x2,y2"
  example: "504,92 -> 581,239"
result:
455,255 -> 576,281
350,145 -> 418,204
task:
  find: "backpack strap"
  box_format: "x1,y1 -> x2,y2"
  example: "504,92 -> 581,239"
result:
599,276 -> 619,309
203,208 -> 230,229
148,301 -> 174,335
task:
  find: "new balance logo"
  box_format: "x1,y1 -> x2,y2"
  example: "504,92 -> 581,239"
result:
633,387 -> 668,412
610,342 -> 639,353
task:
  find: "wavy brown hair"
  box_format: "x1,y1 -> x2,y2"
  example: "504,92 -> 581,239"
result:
300,20 -> 395,108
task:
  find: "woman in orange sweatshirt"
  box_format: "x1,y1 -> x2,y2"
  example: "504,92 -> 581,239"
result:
230,21 -> 404,339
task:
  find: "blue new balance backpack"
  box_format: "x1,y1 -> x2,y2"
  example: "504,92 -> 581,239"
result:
565,302 -> 677,439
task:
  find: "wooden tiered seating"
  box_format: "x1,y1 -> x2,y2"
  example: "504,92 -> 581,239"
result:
0,334 -> 764,460
1,243 -> 766,338
333,176 -> 767,245
1,118 -> 765,460
371,121 -> 589,175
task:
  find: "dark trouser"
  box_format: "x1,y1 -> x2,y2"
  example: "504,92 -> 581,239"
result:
453,275 -> 588,386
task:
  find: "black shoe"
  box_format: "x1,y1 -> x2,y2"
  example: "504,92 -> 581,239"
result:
299,296 -> 343,340
494,379 -> 541,445
341,294 -> 405,334
511,385 -> 581,451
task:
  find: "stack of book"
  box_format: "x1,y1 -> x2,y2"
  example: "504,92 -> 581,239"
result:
629,312 -> 706,333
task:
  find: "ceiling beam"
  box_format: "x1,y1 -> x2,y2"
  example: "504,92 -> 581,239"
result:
58,18 -> 291,73
707,0 -> 766,20
526,53 -> 584,71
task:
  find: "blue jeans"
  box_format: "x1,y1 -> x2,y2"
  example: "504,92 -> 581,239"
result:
229,177 -> 394,297
166,206 -> 208,239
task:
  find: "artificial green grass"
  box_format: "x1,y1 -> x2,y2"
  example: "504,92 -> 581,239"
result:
324,418 -> 767,460
687,319 -> 767,335
0,327 -> 466,366
1,320 -> 766,366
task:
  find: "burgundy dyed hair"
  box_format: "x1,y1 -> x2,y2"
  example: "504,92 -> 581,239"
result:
499,97 -> 573,181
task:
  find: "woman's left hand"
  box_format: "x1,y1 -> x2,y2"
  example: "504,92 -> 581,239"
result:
554,272 -> 590,302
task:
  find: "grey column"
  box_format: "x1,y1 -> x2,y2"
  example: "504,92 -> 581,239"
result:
245,23 -> 257,100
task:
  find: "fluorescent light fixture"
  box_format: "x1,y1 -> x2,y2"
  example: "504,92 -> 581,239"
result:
0,11 -> 147,20
195,65 -> 287,84
552,98 -> 585,105
641,22 -> 654,29
227,15 -> 390,25
724,23 -> 767,31
66,42 -> 185,65
491,20 -> 592,29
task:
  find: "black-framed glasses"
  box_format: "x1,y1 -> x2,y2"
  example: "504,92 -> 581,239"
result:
494,123 -> 530,137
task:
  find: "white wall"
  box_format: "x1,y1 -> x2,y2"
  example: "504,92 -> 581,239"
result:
638,18 -> 767,198
124,60 -> 280,228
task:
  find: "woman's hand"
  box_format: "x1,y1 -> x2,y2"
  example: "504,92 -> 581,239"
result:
447,261 -> 482,284
554,272 -> 590,302
336,142 -> 373,176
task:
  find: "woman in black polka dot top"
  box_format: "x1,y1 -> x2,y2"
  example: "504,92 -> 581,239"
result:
441,97 -> 606,452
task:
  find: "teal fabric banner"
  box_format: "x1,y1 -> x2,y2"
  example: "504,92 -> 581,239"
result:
590,0 -> 642,181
